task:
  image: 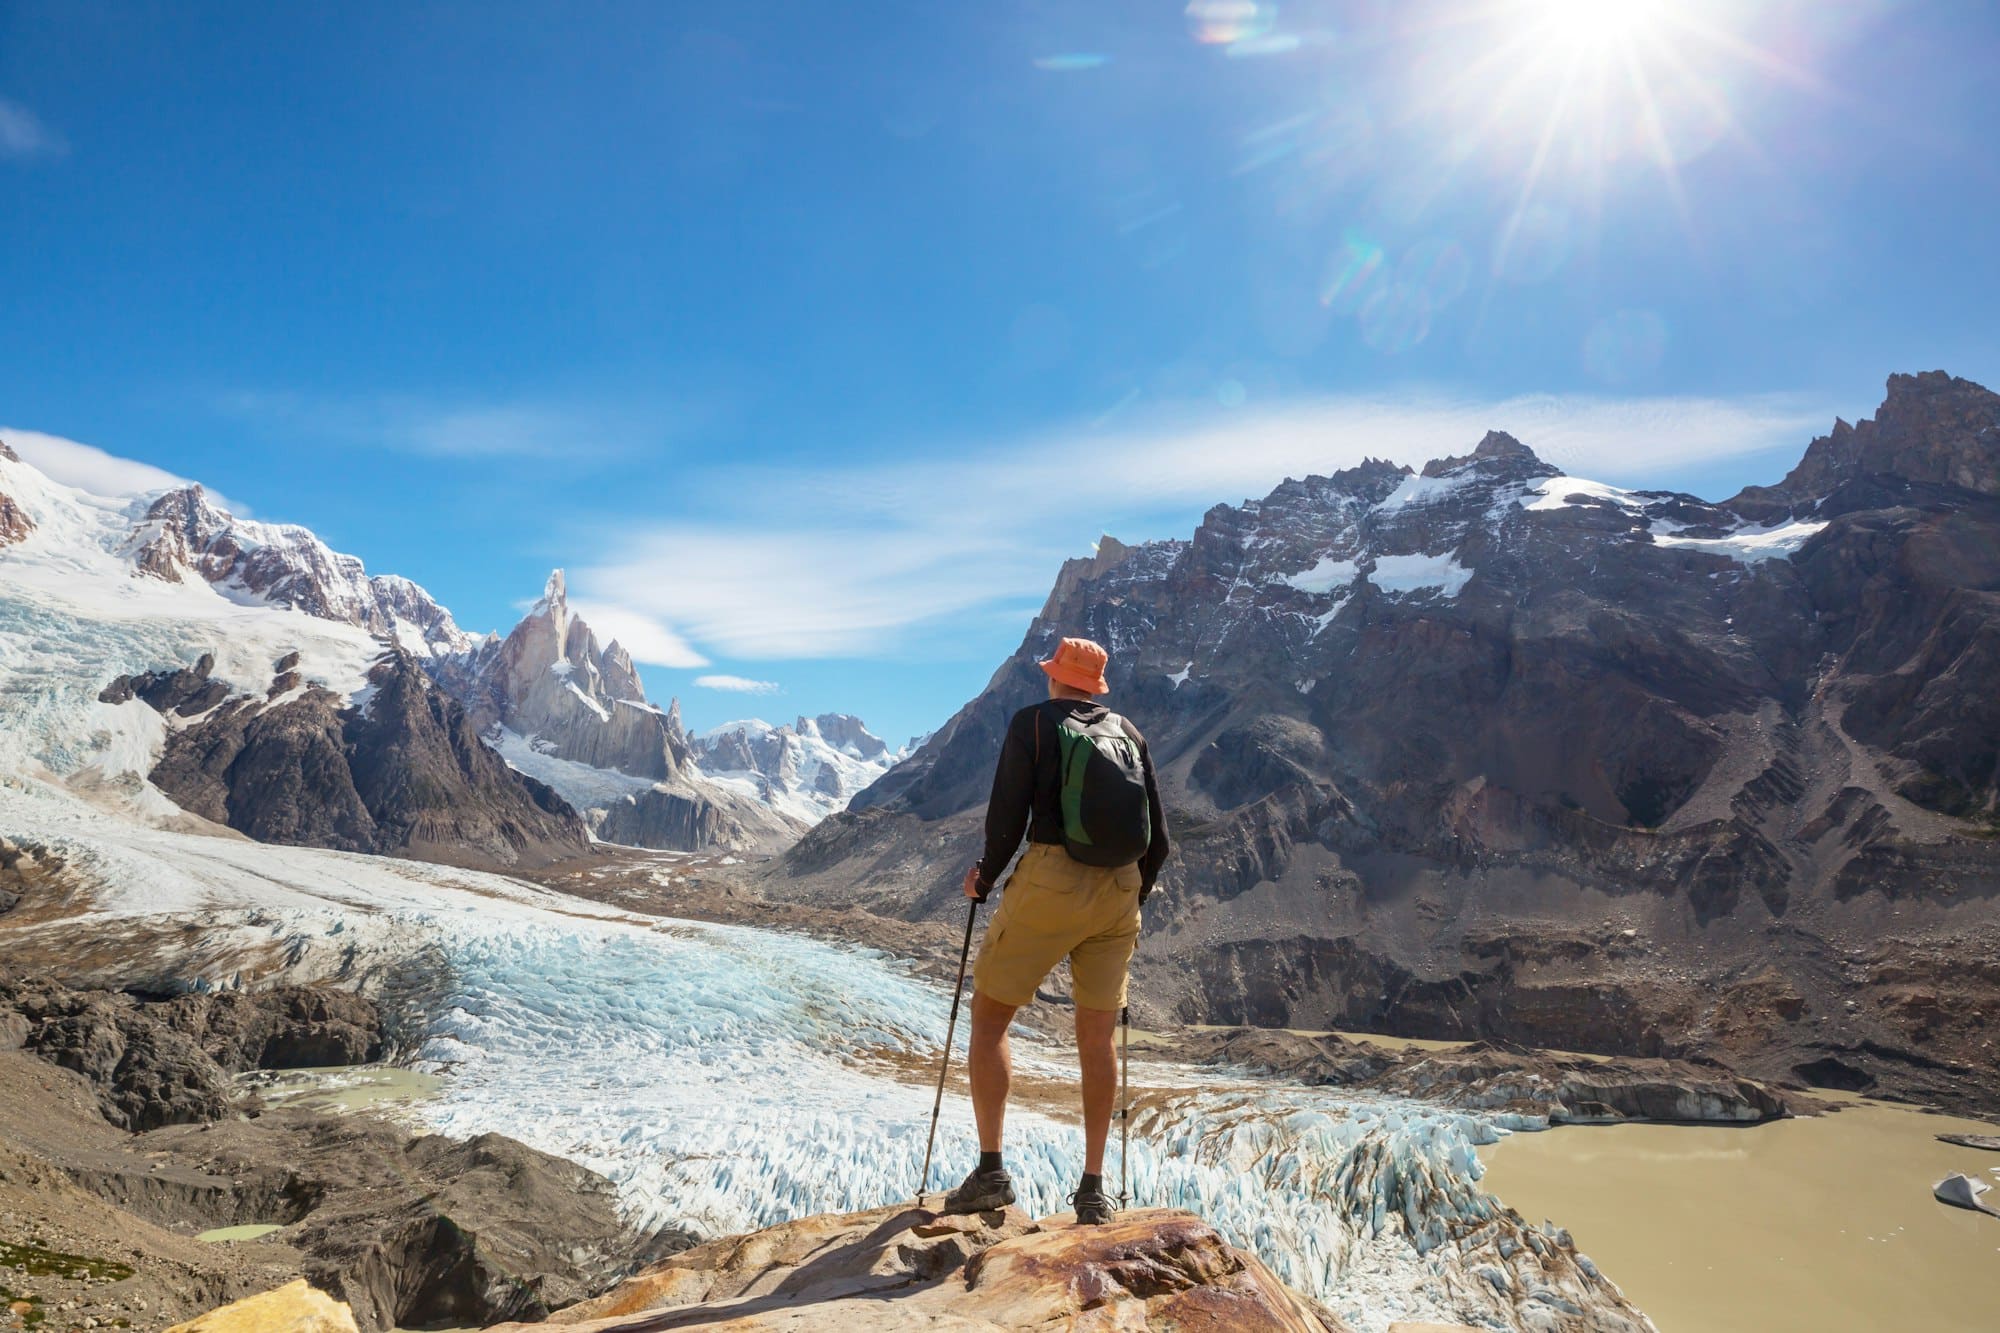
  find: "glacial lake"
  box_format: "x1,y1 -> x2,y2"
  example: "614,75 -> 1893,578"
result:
1480,1096 -> 2000,1332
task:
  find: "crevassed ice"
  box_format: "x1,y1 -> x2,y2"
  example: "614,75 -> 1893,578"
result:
404,908 -> 1531,1330
0,777 -> 1548,1333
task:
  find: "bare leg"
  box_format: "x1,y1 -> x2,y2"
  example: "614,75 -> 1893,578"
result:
1075,1005 -> 1118,1175
968,991 -> 1017,1154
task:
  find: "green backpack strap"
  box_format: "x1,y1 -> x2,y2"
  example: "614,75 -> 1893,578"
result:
1057,719 -> 1096,847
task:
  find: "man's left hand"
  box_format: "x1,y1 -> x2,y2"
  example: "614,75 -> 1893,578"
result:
962,865 -> 989,903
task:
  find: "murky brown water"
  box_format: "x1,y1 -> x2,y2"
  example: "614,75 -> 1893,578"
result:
239,1063 -> 444,1115
1481,1098 -> 2000,1332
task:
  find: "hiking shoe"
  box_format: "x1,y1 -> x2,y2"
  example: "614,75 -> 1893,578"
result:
939,1165 -> 1016,1214
1068,1184 -> 1117,1226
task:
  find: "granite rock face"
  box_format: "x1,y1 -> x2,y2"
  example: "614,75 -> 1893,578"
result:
776,372 -> 2000,1112
436,570 -> 809,853
508,1202 -> 1347,1332
457,570 -> 692,780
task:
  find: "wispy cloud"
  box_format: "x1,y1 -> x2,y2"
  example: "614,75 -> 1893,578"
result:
694,674 -> 781,694
566,597 -> 708,670
216,390 -> 700,461
0,98 -> 66,161
0,427 -> 250,515
574,389 -> 1831,661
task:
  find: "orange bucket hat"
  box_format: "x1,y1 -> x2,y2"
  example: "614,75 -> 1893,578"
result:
1039,636 -> 1110,695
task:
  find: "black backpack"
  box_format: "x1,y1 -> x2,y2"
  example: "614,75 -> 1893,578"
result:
1044,705 -> 1151,868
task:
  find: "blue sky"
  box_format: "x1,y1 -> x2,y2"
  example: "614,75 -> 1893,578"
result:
3,0 -> 1995,745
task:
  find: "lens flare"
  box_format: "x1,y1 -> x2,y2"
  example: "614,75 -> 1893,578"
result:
1319,232 -> 1386,313
1032,53 -> 1108,72
1186,0 -> 1275,46
1226,33 -> 1302,58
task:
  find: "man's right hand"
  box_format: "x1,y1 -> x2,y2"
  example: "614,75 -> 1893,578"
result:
962,865 -> 990,903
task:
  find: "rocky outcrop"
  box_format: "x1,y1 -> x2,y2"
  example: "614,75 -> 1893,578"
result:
0,491 -> 31,547
165,1280 -> 360,1333
504,1202 -> 1345,1332
275,1126 -> 681,1330
773,371 -> 2000,1113
1744,369 -> 2000,505
1180,1029 -> 1794,1123
1,971 -> 386,1131
0,436 -> 31,547
117,648 -> 592,868
127,485 -> 472,657
2,974 -> 674,1333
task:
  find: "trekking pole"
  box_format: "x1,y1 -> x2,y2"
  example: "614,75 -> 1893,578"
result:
919,897 -> 980,1200
1118,1002 -> 1131,1207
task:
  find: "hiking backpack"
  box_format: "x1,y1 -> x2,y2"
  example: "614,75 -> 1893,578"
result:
1045,705 -> 1152,868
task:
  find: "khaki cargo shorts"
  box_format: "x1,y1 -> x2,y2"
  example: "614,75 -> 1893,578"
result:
972,843 -> 1142,1012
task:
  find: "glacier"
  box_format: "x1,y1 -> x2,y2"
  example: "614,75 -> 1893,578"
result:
2,768 -> 1641,1331
0,448 -> 1646,1331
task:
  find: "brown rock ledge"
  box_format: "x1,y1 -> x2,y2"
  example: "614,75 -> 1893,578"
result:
489,1201 -> 1346,1332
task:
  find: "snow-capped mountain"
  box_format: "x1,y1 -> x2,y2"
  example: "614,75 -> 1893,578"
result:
1,426 -> 894,860
435,571 -> 826,853
0,440 -> 586,867
690,714 -> 901,825
127,481 -> 475,658
780,370 -> 2000,1113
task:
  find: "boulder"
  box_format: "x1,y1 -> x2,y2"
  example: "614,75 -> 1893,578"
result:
164,1279 -> 359,1333
510,1202 -> 1344,1331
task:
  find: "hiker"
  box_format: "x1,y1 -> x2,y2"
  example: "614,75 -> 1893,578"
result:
940,636 -> 1170,1225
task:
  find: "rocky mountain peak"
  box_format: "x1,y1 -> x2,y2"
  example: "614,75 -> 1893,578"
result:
600,638 -> 646,703
688,712 -> 900,824
0,436 -> 19,463
1039,534 -> 1144,619
1420,429 -> 1551,479
479,570 -> 688,780
124,485 -> 472,656
538,566 -> 568,612
808,712 -> 890,760
1760,370 -> 2000,501
1326,456 -> 1412,493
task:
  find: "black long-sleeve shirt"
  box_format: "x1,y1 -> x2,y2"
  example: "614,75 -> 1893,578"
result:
975,699 -> 1170,895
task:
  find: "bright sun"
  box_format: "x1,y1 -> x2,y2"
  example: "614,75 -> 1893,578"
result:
1460,0 -> 1743,178
1529,0 -> 1668,59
